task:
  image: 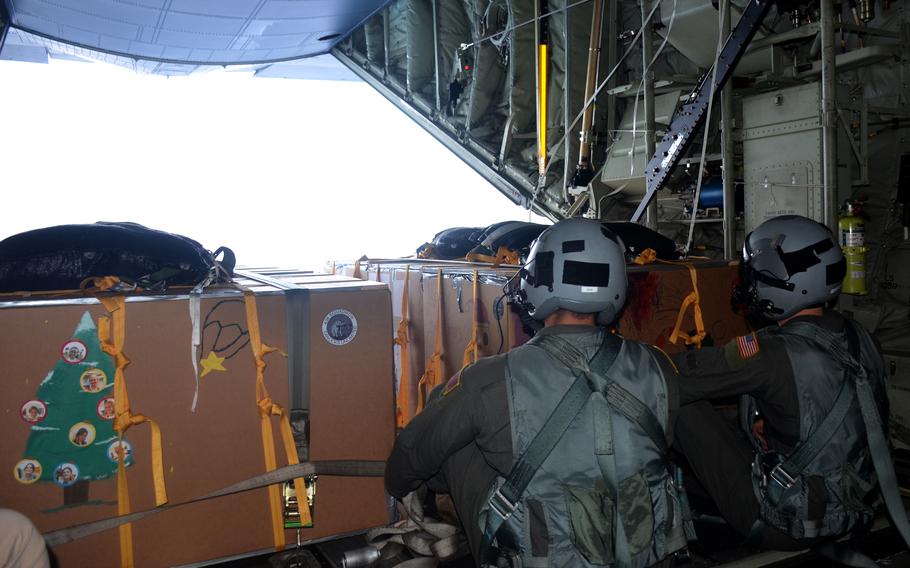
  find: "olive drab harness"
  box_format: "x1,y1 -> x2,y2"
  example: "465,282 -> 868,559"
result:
480,331 -> 691,567
745,319 -> 910,565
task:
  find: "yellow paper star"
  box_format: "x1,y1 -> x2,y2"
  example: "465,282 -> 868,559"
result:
200,351 -> 226,377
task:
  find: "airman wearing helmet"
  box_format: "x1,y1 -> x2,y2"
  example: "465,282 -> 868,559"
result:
671,214 -> 894,552
385,218 -> 687,566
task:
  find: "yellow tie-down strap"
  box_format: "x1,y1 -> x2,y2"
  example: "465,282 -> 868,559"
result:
417,269 -> 444,413
461,270 -> 480,368
395,266 -> 412,428
633,250 -> 706,348
95,292 -> 168,568
465,245 -> 521,266
242,290 -> 311,551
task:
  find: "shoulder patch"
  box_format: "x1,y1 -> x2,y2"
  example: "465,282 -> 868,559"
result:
735,332 -> 761,359
724,332 -> 761,370
442,370 -> 463,397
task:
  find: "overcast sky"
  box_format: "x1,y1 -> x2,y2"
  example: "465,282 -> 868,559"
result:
0,58 -> 546,270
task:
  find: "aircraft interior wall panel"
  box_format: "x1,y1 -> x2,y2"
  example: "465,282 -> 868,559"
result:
387,0 -> 409,82
505,0 -> 537,162
405,0 -> 434,96
362,15 -> 384,64
742,82 -> 852,232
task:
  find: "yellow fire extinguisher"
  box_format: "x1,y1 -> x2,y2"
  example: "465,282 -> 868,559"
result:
839,201 -> 868,295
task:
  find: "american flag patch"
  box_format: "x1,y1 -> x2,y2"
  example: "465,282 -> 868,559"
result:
736,333 -> 760,359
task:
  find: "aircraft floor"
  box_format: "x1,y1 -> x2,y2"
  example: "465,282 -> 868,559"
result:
213,519 -> 910,567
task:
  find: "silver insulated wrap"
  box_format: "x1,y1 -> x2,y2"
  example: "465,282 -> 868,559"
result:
485,329 -> 686,567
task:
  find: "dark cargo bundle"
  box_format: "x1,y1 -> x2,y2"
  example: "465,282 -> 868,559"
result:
416,227 -> 482,260
466,221 -> 548,264
0,222 -> 235,292
603,222 -> 680,261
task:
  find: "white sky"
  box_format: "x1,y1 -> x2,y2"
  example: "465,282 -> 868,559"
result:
0,58 -> 547,270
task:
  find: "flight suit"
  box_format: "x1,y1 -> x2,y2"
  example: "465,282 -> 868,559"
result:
671,310 -> 884,549
385,324 -> 681,566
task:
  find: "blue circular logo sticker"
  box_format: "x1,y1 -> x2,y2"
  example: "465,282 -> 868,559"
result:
322,309 -> 357,346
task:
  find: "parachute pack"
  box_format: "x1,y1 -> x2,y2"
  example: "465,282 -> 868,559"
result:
416,221 -> 679,265
0,222 -> 235,292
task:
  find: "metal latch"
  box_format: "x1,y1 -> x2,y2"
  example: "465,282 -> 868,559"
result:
283,475 -> 317,529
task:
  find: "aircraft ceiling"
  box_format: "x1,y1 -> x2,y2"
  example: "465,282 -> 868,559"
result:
0,0 -> 389,76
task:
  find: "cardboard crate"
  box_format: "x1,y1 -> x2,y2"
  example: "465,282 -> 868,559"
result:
1,270 -> 394,567
344,258 -> 748,423
620,260 -> 749,353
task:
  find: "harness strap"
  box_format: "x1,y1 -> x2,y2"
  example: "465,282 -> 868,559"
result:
479,332 -> 623,560
754,320 -> 910,559
762,321 -> 863,507
845,322 -> 910,551
42,460 -> 385,548
536,333 -> 669,455
765,377 -> 855,506
480,370 -> 593,560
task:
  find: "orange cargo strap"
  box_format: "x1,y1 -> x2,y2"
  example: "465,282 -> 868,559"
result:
417,269 -> 444,413
394,266 -> 412,428
668,263 -> 706,347
242,289 -> 312,551
417,244 -> 436,259
633,248 -> 658,266
462,270 -> 480,368
465,245 -> 521,266
95,293 -> 168,568
630,251 -> 706,347
353,255 -> 368,280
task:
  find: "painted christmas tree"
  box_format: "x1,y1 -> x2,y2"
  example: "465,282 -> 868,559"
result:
16,311 -> 132,492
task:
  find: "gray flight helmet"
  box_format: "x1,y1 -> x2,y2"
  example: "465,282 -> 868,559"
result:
741,215 -> 846,321
519,218 -> 628,324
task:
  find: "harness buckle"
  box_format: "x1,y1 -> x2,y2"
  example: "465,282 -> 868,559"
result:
489,488 -> 518,521
768,463 -> 797,492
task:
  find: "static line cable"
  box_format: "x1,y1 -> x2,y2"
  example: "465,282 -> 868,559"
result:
629,0 -> 679,176
459,0 -> 593,53
535,0 -> 665,205
684,0 -> 727,254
